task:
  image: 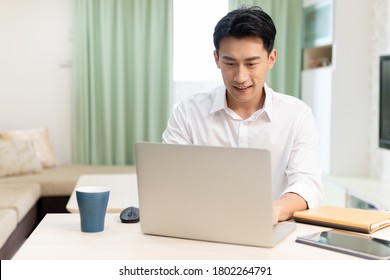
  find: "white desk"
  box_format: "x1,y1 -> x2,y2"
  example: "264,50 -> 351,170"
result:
14,213 -> 390,260
66,174 -> 138,213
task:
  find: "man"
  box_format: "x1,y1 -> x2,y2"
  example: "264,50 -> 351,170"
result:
162,6 -> 322,224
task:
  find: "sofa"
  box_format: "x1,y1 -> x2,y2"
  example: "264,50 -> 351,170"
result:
0,126 -> 136,259
0,164 -> 135,259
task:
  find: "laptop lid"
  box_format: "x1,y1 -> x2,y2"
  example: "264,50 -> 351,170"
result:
135,142 -> 295,247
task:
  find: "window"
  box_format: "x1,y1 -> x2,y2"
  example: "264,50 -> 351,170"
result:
173,0 -> 228,105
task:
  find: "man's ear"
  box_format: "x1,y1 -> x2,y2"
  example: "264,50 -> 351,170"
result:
214,50 -> 221,69
268,49 -> 277,69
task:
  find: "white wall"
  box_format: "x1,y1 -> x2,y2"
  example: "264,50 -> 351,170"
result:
370,0 -> 390,182
329,0 -> 371,175
0,0 -> 73,164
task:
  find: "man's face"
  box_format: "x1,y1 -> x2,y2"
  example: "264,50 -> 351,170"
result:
214,36 -> 276,109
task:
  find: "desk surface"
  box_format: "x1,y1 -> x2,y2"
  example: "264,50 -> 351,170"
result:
14,213 -> 390,260
66,174 -> 138,213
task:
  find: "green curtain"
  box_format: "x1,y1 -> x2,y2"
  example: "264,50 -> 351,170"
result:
229,0 -> 302,97
72,0 -> 173,165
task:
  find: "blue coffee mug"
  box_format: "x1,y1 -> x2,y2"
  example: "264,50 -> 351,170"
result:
76,186 -> 110,232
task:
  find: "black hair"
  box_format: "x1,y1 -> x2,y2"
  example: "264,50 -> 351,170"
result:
213,6 -> 276,54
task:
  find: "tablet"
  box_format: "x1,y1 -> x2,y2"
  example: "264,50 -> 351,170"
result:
296,229 -> 390,260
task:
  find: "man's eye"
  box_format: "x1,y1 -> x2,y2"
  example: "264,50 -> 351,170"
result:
247,63 -> 257,67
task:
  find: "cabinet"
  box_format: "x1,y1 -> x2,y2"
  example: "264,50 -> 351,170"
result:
323,175 -> 390,211
300,0 -> 370,176
302,0 -> 332,70
303,0 -> 332,48
302,0 -> 332,71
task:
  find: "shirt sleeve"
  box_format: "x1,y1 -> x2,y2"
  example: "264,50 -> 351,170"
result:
162,104 -> 192,144
281,107 -> 323,208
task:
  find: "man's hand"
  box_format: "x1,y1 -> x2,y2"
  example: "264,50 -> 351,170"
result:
272,193 -> 308,225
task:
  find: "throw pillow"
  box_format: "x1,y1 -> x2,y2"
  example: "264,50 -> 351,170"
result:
0,139 -> 43,177
0,127 -> 57,167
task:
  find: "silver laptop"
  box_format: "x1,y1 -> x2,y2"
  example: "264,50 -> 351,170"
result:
135,142 -> 296,247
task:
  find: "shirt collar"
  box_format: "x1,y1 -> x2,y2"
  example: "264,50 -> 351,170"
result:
210,85 -> 226,114
260,84 -> 273,121
210,84 -> 273,121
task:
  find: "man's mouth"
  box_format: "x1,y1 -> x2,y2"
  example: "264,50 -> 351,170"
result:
233,85 -> 252,90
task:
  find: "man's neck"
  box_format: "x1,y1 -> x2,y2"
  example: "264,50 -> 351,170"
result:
226,89 -> 265,120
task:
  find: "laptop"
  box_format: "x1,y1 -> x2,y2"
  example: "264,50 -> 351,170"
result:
135,142 -> 296,247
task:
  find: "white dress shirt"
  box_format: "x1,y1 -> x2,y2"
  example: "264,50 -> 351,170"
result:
162,84 -> 323,208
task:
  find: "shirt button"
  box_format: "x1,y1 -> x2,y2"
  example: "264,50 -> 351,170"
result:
238,122 -> 249,147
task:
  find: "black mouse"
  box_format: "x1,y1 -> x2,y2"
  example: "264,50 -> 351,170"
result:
120,206 -> 140,223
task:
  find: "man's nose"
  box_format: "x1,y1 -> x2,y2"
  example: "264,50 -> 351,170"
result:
234,65 -> 249,83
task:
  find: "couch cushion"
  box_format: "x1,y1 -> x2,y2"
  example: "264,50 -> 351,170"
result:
0,183 -> 41,222
0,209 -> 17,249
0,164 -> 135,197
0,127 -> 57,167
0,139 -> 43,177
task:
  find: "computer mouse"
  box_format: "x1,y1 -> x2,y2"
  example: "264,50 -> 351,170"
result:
120,206 -> 140,223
